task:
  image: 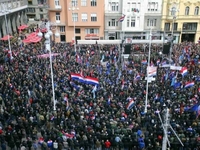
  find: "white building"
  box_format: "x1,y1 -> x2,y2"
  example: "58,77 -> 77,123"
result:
104,0 -> 123,40
122,0 -> 163,42
0,0 -> 28,37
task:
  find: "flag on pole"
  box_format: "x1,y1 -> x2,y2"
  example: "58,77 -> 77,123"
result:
118,14 -> 126,22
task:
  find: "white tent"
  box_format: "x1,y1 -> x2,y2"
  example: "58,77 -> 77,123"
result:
131,40 -> 168,44
77,40 -> 122,45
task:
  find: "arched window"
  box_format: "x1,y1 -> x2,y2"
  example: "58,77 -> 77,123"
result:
185,6 -> 190,15
171,7 -> 176,16
194,6 -> 199,15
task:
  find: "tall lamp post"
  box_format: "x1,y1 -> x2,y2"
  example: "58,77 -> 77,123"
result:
144,28 -> 152,113
1,7 -> 12,60
169,7 -> 178,63
69,3 -> 79,52
38,21 -> 60,111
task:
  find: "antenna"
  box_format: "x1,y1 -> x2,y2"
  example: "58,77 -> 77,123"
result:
157,108 -> 184,150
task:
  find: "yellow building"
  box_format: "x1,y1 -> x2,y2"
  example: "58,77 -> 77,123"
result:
161,0 -> 200,43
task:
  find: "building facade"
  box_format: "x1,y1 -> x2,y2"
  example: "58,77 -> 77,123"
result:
161,0 -> 200,43
104,0 -> 123,40
119,0 -> 163,42
26,0 -> 48,25
0,0 -> 28,38
48,0 -> 105,43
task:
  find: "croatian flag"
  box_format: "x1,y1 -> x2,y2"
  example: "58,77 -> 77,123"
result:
141,60 -> 147,65
85,76 -> 99,85
118,14 -> 126,22
180,67 -> 188,76
50,116 -> 54,121
198,60 -> 200,65
161,61 -> 167,66
71,73 -> 82,80
199,88 -> 200,93
126,99 -> 135,110
147,66 -> 157,77
156,59 -> 160,65
62,131 -> 75,139
134,74 -> 141,80
188,103 -> 200,117
38,137 -> 44,144
184,81 -> 195,88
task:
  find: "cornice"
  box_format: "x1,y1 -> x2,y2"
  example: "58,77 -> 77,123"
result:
183,1 -> 192,6
193,1 -> 200,6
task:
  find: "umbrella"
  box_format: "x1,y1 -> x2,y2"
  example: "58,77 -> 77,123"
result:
22,38 -> 31,43
27,32 -> 37,39
30,36 -> 42,43
18,24 -> 28,30
36,28 -> 47,33
0,35 -> 13,41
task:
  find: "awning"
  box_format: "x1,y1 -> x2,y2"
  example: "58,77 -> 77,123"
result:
18,24 -> 28,30
85,34 -> 99,40
0,35 -> 13,40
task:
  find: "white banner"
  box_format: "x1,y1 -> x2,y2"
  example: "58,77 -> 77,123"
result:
170,66 -> 182,71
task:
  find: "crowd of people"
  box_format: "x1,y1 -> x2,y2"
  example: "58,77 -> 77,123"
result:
0,40 -> 199,150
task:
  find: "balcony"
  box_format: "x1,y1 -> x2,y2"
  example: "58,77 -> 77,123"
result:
47,5 -> 62,12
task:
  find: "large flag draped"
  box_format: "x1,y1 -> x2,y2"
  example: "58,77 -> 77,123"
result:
70,73 -> 99,85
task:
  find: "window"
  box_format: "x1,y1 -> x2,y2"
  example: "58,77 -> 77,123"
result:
91,13 -> 97,21
28,1 -> 32,5
110,2 -> 119,11
194,6 -> 199,15
182,23 -> 197,31
72,13 -> 78,22
38,0 -> 46,5
147,19 -> 157,27
171,7 -> 176,16
173,23 -> 178,31
127,2 -> 131,12
148,2 -> 158,11
164,23 -> 170,31
75,28 -> 81,33
91,0 -> 97,6
27,8 -> 35,13
60,35 -> 66,42
131,17 -> 135,27
40,14 -> 43,19
185,6 -> 190,15
81,0 -> 87,6
81,13 -> 87,22
108,19 -> 118,27
71,0 -> 78,7
40,8 -> 43,12
127,18 -> 130,27
85,28 -> 99,34
60,26 -> 65,32
56,12 -> 60,21
55,0 -> 60,6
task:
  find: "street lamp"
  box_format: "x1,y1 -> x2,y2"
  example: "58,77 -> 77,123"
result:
38,21 -> 60,111
144,28 -> 152,113
1,7 -> 12,60
169,7 -> 178,63
69,3 -> 79,52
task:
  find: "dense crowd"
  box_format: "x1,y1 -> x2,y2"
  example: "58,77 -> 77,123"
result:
0,40 -> 199,150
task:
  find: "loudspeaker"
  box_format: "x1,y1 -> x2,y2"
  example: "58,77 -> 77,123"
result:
124,44 -> 131,54
163,43 -> 170,54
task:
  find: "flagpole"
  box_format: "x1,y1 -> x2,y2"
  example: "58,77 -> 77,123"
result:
144,28 -> 152,113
